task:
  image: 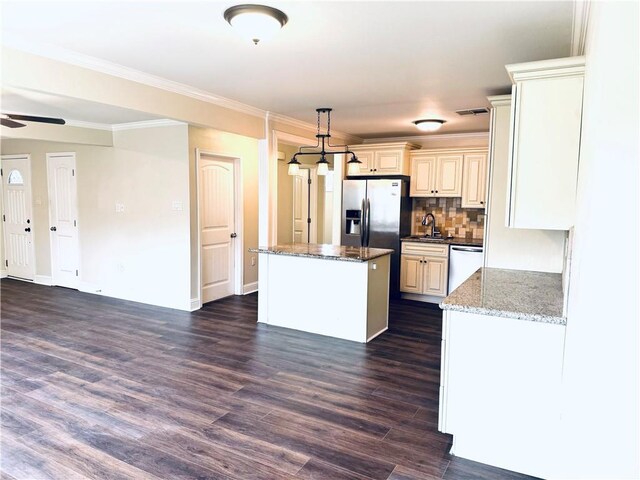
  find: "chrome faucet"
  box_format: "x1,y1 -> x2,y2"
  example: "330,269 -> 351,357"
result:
422,213 -> 439,238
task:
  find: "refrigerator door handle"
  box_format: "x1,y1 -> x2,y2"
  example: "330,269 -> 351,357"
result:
365,198 -> 371,247
360,198 -> 366,247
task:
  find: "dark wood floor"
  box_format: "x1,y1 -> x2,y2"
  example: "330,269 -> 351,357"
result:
1,278 -> 538,480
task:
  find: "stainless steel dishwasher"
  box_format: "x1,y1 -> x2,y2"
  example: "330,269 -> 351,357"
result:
448,245 -> 484,293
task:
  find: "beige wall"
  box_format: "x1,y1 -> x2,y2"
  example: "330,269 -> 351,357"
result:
188,126 -> 259,299
1,123 -> 192,310
277,144 -> 297,244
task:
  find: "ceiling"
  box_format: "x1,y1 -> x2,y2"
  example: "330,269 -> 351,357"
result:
1,1 -> 574,138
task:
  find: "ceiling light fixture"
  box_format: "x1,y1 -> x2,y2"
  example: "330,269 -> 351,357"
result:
413,119 -> 446,132
287,108 -> 361,177
223,4 -> 288,45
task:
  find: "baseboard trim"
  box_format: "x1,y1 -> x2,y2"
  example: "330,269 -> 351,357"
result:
189,298 -> 201,311
0,269 -> 7,279
243,281 -> 258,295
34,275 -> 53,286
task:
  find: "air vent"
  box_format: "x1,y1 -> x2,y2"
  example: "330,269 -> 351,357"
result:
455,107 -> 490,116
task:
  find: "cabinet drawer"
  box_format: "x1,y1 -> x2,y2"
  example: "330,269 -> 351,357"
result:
402,242 -> 449,257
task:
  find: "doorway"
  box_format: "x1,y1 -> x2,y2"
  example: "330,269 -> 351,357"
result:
47,152 -> 80,289
197,151 -> 243,305
1,154 -> 36,280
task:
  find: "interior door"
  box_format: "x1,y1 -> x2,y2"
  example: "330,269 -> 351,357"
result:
47,153 -> 79,288
292,169 -> 309,243
1,155 -> 35,280
200,157 -> 235,303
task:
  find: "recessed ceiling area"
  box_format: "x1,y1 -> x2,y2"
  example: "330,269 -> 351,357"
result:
1,1 -> 574,138
1,87 -> 162,127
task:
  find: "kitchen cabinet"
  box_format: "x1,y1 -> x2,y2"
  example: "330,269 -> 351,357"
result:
505,57 -> 585,230
348,142 -> 419,176
410,153 -> 462,197
400,242 -> 448,296
461,153 -> 488,208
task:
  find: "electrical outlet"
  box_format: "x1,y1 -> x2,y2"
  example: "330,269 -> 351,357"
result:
172,201 -> 183,211
115,203 -> 125,213
116,263 -> 125,272
251,256 -> 256,266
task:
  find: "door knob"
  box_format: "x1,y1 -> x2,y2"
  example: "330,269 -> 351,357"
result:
50,226 -> 57,232
25,227 -> 31,232
230,233 -> 237,238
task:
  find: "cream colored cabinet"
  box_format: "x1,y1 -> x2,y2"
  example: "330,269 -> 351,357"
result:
505,57 -> 585,230
400,242 -> 449,297
349,142 -> 419,176
462,153 -> 488,208
410,151 -> 467,197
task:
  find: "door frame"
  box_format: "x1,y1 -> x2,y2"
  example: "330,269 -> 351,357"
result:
293,165 -> 318,244
195,149 -> 244,308
46,152 -> 81,288
1,153 -> 36,281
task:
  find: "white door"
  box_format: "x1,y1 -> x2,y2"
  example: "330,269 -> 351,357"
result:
200,157 -> 235,303
292,169 -> 309,243
47,153 -> 79,288
1,155 -> 36,280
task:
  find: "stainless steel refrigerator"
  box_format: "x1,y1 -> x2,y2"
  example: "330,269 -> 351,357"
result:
341,178 -> 412,298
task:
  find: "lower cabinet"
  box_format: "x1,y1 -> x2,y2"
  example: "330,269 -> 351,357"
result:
400,242 -> 449,297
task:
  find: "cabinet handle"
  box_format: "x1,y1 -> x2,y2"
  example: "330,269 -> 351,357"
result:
435,190 -> 438,193
480,201 -> 484,205
431,190 -> 434,193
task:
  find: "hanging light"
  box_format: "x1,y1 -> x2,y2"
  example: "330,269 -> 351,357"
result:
223,4 -> 288,45
287,108 -> 361,176
346,155 -> 361,176
413,119 -> 446,132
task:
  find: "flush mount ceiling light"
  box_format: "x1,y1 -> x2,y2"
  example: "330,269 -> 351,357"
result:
223,4 -> 288,45
287,108 -> 361,176
413,119 -> 446,132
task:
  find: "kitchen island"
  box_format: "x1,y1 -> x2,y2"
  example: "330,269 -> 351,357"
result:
251,244 -> 393,343
438,268 -> 566,478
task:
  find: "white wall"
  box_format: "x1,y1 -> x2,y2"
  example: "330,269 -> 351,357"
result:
557,3 -> 639,478
1,123 -> 192,311
484,96 -> 566,272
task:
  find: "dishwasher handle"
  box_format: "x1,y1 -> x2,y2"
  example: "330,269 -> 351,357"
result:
451,246 -> 483,253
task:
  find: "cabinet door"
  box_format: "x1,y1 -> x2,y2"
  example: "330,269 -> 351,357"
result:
435,155 -> 463,197
410,156 -> 436,197
375,150 -> 403,175
400,255 -> 423,293
351,151 -> 375,176
423,257 -> 448,296
461,154 -> 487,208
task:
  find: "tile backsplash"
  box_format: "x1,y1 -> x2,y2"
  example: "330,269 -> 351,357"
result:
412,197 -> 485,239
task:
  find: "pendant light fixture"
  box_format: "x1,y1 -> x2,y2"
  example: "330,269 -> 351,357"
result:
223,4 -> 288,45
413,119 -> 446,132
288,108 -> 361,176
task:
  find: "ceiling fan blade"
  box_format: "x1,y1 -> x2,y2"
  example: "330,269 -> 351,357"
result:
0,118 -> 26,128
5,114 -> 66,125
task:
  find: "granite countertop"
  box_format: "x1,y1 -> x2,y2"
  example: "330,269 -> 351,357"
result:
250,244 -> 394,262
402,236 -> 484,247
440,268 -> 566,325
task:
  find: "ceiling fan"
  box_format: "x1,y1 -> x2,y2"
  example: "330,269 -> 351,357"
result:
1,113 -> 66,128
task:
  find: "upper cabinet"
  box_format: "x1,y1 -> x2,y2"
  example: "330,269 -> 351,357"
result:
462,153 -> 488,208
410,149 -> 486,201
348,142 -> 419,176
505,57 -> 585,230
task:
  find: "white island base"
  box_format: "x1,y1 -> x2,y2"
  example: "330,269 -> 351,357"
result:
255,245 -> 391,343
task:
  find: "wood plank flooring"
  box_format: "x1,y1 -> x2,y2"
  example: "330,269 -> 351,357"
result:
0,279 -> 538,480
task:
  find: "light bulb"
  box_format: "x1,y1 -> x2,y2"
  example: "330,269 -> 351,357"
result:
347,161 -> 360,176
317,162 -> 329,176
288,162 -> 299,175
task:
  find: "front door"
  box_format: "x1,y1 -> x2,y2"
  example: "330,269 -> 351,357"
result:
47,153 -> 79,288
1,155 -> 36,280
200,156 -> 235,303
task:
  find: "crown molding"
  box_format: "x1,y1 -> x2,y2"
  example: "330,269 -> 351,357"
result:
571,0 -> 591,56
487,94 -> 512,107
267,112 -> 362,145
5,40 -> 350,140
362,132 -> 489,144
112,119 -> 187,131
